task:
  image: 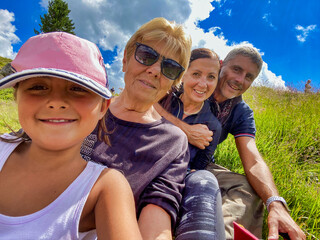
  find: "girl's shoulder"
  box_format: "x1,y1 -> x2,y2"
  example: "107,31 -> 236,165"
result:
0,134 -> 24,170
94,168 -> 128,190
88,168 -> 132,204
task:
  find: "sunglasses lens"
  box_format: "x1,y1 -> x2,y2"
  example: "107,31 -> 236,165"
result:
135,43 -> 184,81
135,44 -> 159,66
162,59 -> 183,80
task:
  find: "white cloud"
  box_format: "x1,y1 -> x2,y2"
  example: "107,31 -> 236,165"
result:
253,63 -> 287,90
34,0 -> 286,92
63,0 -> 192,91
262,13 -> 276,29
0,9 -> 20,59
295,24 -> 317,43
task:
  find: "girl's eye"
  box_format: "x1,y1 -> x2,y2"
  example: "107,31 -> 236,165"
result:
27,85 -> 48,91
70,86 -> 89,92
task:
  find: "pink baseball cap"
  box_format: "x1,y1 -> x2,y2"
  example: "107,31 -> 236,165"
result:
0,32 -> 111,99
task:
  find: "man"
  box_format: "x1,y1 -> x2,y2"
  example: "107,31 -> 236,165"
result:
157,46 -> 306,240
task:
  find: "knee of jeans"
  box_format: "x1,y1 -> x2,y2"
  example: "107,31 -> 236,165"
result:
185,170 -> 219,191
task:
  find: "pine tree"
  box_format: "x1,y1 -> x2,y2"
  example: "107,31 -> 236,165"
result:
34,0 -> 75,35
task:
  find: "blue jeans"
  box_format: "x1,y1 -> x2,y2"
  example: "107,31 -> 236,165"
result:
175,170 -> 226,240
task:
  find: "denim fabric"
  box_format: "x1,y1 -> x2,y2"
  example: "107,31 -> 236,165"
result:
175,170 -> 225,240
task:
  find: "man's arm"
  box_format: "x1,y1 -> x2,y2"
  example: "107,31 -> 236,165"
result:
235,136 -> 306,240
138,204 -> 172,240
154,103 -> 213,149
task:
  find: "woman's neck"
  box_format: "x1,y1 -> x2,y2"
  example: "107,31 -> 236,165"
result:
180,93 -> 205,116
109,93 -> 162,123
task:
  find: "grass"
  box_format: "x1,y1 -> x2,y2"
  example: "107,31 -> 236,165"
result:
0,56 -> 11,68
0,89 -> 19,133
215,87 -> 320,239
0,57 -> 19,133
0,86 -> 319,239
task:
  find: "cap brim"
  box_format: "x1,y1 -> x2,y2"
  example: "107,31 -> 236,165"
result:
0,68 -> 112,99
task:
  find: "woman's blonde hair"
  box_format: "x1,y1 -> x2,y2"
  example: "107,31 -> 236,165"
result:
125,17 -> 192,87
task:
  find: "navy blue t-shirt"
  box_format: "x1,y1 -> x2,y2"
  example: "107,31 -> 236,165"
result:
160,91 -> 222,169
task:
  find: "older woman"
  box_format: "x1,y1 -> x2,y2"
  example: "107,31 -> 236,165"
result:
81,17 -> 192,240
158,48 -> 225,239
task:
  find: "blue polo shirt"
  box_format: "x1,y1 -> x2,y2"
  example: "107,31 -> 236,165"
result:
209,95 -> 256,144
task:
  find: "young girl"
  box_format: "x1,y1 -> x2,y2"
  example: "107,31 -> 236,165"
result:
0,32 -> 142,240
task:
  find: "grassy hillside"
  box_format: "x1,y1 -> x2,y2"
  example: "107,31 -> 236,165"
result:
0,57 -> 16,131
0,56 -> 12,68
215,87 -> 319,239
0,86 -> 319,239
0,56 -> 14,100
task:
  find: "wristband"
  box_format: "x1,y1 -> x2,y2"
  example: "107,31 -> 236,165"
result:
266,196 -> 290,212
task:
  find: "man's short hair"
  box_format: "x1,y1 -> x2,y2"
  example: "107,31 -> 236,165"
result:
224,46 -> 263,73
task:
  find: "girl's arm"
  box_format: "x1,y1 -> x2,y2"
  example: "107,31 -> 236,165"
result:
138,204 -> 172,240
95,169 -> 142,240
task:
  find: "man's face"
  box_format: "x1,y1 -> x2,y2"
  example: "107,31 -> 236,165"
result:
215,55 -> 260,103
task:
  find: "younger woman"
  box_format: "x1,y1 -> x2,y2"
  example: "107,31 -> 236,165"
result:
158,48 -> 225,239
0,32 -> 142,240
159,48 -> 222,170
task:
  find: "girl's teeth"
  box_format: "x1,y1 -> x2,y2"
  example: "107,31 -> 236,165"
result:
47,119 -> 71,122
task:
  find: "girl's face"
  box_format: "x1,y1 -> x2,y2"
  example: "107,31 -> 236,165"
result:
16,77 -> 109,151
182,57 -> 220,104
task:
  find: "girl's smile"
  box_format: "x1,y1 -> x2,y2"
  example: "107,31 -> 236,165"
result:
16,77 -> 108,151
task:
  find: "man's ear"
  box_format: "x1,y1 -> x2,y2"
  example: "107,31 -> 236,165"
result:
219,60 -> 223,67
122,49 -> 127,73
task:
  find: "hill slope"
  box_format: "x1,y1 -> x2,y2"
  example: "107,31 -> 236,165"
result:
216,87 -> 319,239
0,56 -> 12,68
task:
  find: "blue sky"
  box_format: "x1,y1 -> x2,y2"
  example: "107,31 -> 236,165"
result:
0,0 -> 319,92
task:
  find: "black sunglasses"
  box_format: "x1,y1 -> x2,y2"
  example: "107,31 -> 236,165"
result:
134,42 -> 185,80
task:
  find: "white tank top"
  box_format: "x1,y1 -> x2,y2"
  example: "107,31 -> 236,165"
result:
0,134 -> 106,240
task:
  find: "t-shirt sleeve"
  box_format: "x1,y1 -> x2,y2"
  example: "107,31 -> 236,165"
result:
137,136 -> 190,227
230,102 -> 256,139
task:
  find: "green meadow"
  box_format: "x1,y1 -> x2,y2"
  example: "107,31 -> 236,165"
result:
216,87 -> 320,239
0,54 -> 319,238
